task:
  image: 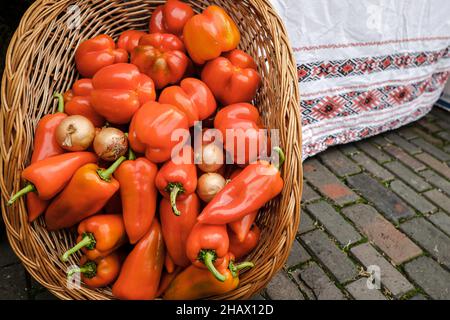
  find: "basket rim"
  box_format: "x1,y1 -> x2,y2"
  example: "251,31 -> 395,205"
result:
1,0 -> 302,300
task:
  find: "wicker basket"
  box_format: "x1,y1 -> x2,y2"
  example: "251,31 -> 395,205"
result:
1,0 -> 302,300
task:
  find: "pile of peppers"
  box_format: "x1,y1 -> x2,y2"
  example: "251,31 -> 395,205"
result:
8,0 -> 284,300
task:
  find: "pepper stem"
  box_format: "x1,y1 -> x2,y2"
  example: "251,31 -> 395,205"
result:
166,183 -> 184,216
128,147 -> 136,161
199,250 -> 226,282
272,147 -> 285,170
97,156 -> 126,182
67,261 -> 97,279
7,184 -> 36,206
229,260 -> 255,278
61,233 -> 96,262
53,93 -> 65,113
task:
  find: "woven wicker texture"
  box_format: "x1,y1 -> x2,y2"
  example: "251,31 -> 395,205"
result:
1,0 -> 302,300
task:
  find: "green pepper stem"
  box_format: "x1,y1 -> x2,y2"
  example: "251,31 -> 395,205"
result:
229,260 -> 254,278
128,147 -> 136,161
61,233 -> 96,262
272,147 -> 285,170
97,156 -> 126,182
202,250 -> 226,282
167,183 -> 184,216
7,184 -> 36,206
53,93 -> 65,113
67,261 -> 97,279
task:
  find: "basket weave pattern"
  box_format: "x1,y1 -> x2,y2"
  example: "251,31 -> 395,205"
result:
1,0 -> 302,300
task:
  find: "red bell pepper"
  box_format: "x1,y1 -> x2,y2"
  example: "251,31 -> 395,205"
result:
159,78 -> 217,127
160,193 -> 200,267
229,224 -> 260,260
117,30 -> 147,54
131,33 -> 189,89
75,34 -> 128,78
149,0 -> 194,37
63,78 -> 105,127
155,146 -> 197,215
183,5 -> 240,64
91,63 -> 156,124
128,101 -> 189,163
186,223 -> 229,281
201,49 -> 261,105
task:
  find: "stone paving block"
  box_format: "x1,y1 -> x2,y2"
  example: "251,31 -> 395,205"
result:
318,148 -> 361,177
351,243 -> 414,297
409,294 -> 427,300
351,153 -> 394,182
301,230 -> 358,283
390,180 -> 436,214
404,256 -> 450,300
428,211 -> 450,236
384,133 -> 422,154
370,136 -> 391,147
306,201 -> 361,246
0,264 -> 28,300
34,290 -> 57,300
384,161 -> 431,192
295,263 -> 346,300
400,218 -> 450,268
437,131 -> 450,143
417,118 -> 441,134
265,271 -> 304,300
345,278 -> 387,300
424,189 -> 450,213
415,153 -> 450,180
286,239 -> 311,268
301,183 -> 321,204
250,293 -> 266,300
419,169 -> 450,196
289,269 -> 315,299
413,127 -> 444,146
411,138 -> 450,162
303,159 -> 360,206
397,126 -> 419,140
342,204 -> 422,265
346,173 -> 415,222
356,141 -> 392,163
298,211 -> 315,234
340,144 -> 359,155
0,233 -> 19,267
383,145 -> 426,172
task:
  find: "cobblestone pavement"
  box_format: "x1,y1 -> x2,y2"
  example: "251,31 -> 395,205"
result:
1,107 -> 450,300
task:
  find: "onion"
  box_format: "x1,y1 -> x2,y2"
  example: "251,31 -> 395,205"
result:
93,127 -> 128,161
197,173 -> 226,203
197,142 -> 224,173
56,115 -> 95,151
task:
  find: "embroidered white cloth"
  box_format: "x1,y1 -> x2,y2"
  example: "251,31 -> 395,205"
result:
270,0 -> 450,160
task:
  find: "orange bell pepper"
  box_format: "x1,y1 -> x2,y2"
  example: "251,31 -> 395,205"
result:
156,266 -> 182,297
159,78 -> 217,127
197,148 -> 284,225
112,219 -> 165,300
60,214 -> 127,262
25,94 -> 67,221
229,224 -> 260,260
67,252 -> 123,288
214,103 -> 269,164
131,33 -> 189,89
128,101 -> 189,163
149,0 -> 194,37
63,78 -> 105,127
186,223 -> 229,281
117,30 -> 147,54
91,63 -> 156,124
164,253 -> 176,274
44,156 -> 125,231
160,193 -> 200,267
155,146 -> 197,215
163,253 -> 254,300
75,34 -> 128,78
8,152 -> 97,205
114,148 -> 158,244
183,5 -> 240,64
201,49 -> 261,105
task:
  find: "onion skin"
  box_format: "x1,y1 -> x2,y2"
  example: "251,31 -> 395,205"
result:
55,115 -> 95,151
93,127 -> 128,162
197,142 -> 224,173
197,173 -> 226,203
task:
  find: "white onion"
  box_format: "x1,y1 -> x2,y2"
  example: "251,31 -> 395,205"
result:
56,115 -> 95,151
197,142 -> 224,173
197,173 -> 226,202
93,127 -> 128,161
